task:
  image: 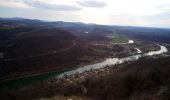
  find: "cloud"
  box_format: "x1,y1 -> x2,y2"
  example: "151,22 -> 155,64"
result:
0,0 -> 29,8
76,0 -> 107,8
22,0 -> 82,11
144,11 -> 170,21
156,3 -> 170,13
5,0 -> 82,11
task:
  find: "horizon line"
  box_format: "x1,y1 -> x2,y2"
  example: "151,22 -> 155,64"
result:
1,16 -> 170,30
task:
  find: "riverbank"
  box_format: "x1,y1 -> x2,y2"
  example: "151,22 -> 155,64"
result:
53,64 -> 121,85
3,56 -> 170,100
57,44 -> 168,78
0,57 -> 108,91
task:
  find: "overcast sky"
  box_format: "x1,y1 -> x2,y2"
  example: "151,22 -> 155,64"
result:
1,0 -> 170,28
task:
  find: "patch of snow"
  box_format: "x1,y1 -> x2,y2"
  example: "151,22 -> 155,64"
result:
106,35 -> 113,39
134,48 -> 142,54
128,40 -> 134,44
85,31 -> 89,34
115,39 -> 134,44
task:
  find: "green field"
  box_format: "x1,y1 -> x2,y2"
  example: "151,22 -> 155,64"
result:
0,68 -> 71,92
112,36 -> 129,43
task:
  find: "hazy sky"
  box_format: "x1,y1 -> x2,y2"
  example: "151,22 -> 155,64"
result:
1,0 -> 170,28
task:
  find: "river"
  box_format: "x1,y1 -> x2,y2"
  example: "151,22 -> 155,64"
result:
58,44 -> 168,77
0,41 -> 168,90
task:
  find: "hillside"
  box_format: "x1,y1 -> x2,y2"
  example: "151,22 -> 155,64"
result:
1,18 -> 170,43
0,28 -> 76,79
1,57 -> 170,100
0,18 -> 170,100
